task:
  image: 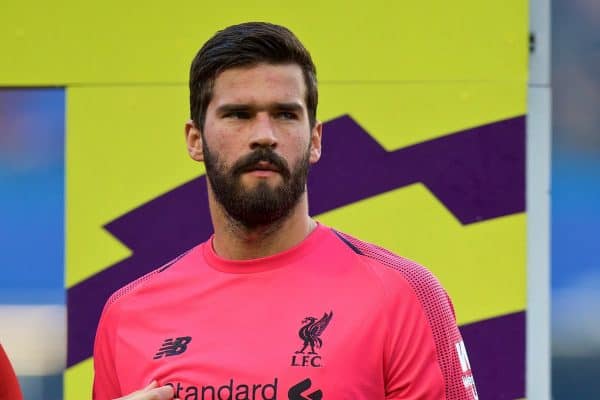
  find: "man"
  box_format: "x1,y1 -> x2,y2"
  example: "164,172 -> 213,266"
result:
94,22 -> 478,400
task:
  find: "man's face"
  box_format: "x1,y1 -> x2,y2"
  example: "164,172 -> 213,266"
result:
186,63 -> 322,228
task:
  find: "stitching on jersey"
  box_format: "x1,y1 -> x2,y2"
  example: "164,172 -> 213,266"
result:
106,248 -> 193,308
330,229 -> 364,255
159,249 -> 192,272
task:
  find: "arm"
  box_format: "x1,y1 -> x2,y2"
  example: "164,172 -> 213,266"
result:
93,300 -> 122,400
383,269 -> 478,399
93,295 -> 176,400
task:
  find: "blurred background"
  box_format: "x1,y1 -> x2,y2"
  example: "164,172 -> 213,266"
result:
0,1 -> 598,399
0,88 -> 66,398
551,0 -> 600,398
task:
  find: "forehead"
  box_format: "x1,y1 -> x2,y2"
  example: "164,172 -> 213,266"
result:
210,63 -> 307,106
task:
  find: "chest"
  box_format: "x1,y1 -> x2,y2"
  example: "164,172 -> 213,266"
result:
114,279 -> 388,399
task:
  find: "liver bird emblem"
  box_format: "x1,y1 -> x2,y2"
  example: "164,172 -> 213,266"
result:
295,311 -> 333,354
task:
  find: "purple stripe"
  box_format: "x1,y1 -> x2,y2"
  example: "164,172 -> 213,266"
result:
461,311 -> 526,399
67,114 -> 525,366
308,115 -> 525,223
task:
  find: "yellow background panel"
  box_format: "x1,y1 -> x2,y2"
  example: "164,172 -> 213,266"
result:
5,1 -> 527,397
66,85 -> 203,286
320,82 -> 526,149
64,358 -> 93,400
1,1 -> 526,85
316,184 -> 526,325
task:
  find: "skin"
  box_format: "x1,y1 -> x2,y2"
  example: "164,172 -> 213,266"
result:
115,381 -> 176,400
185,63 -> 323,260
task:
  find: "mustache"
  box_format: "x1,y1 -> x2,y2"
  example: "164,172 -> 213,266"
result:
231,148 -> 291,179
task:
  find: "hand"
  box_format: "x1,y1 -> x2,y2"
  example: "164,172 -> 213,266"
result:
114,381 -> 176,400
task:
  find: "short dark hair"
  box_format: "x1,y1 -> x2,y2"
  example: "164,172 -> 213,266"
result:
189,22 -> 318,130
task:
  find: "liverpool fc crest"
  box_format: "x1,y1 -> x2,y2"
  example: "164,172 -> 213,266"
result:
291,311 -> 333,368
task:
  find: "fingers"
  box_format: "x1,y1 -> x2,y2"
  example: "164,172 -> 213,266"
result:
115,381 -> 175,400
145,385 -> 175,400
143,380 -> 160,391
118,381 -> 158,399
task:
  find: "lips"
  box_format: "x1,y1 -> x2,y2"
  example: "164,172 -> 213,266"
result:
244,161 -> 280,173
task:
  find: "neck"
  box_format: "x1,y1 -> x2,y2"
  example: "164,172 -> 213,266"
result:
208,190 -> 316,260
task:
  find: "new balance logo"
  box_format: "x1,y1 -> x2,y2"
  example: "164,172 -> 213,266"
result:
153,336 -> 192,359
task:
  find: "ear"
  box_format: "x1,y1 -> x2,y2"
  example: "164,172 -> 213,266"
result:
309,120 -> 323,164
185,120 -> 204,162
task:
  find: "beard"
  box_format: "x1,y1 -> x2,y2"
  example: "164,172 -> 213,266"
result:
202,142 -> 310,230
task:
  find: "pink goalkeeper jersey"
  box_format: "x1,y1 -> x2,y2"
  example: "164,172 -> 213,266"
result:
93,223 -> 478,400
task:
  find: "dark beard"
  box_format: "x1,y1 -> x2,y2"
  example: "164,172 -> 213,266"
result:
203,143 -> 310,230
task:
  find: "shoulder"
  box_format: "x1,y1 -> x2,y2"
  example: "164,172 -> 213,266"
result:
100,247 -> 195,322
330,229 -> 455,319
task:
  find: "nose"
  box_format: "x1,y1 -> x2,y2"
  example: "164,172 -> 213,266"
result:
249,112 -> 277,149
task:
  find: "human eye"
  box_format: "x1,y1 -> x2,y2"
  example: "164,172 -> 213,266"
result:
275,111 -> 298,120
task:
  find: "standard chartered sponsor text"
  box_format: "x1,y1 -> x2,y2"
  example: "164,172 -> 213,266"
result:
166,378 -> 278,400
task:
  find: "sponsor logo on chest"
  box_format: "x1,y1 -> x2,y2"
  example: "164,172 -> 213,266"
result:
153,336 -> 192,359
165,377 -> 322,400
290,311 -> 333,368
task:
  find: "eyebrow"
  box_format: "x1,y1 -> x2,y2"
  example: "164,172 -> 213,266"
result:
216,102 -> 304,114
